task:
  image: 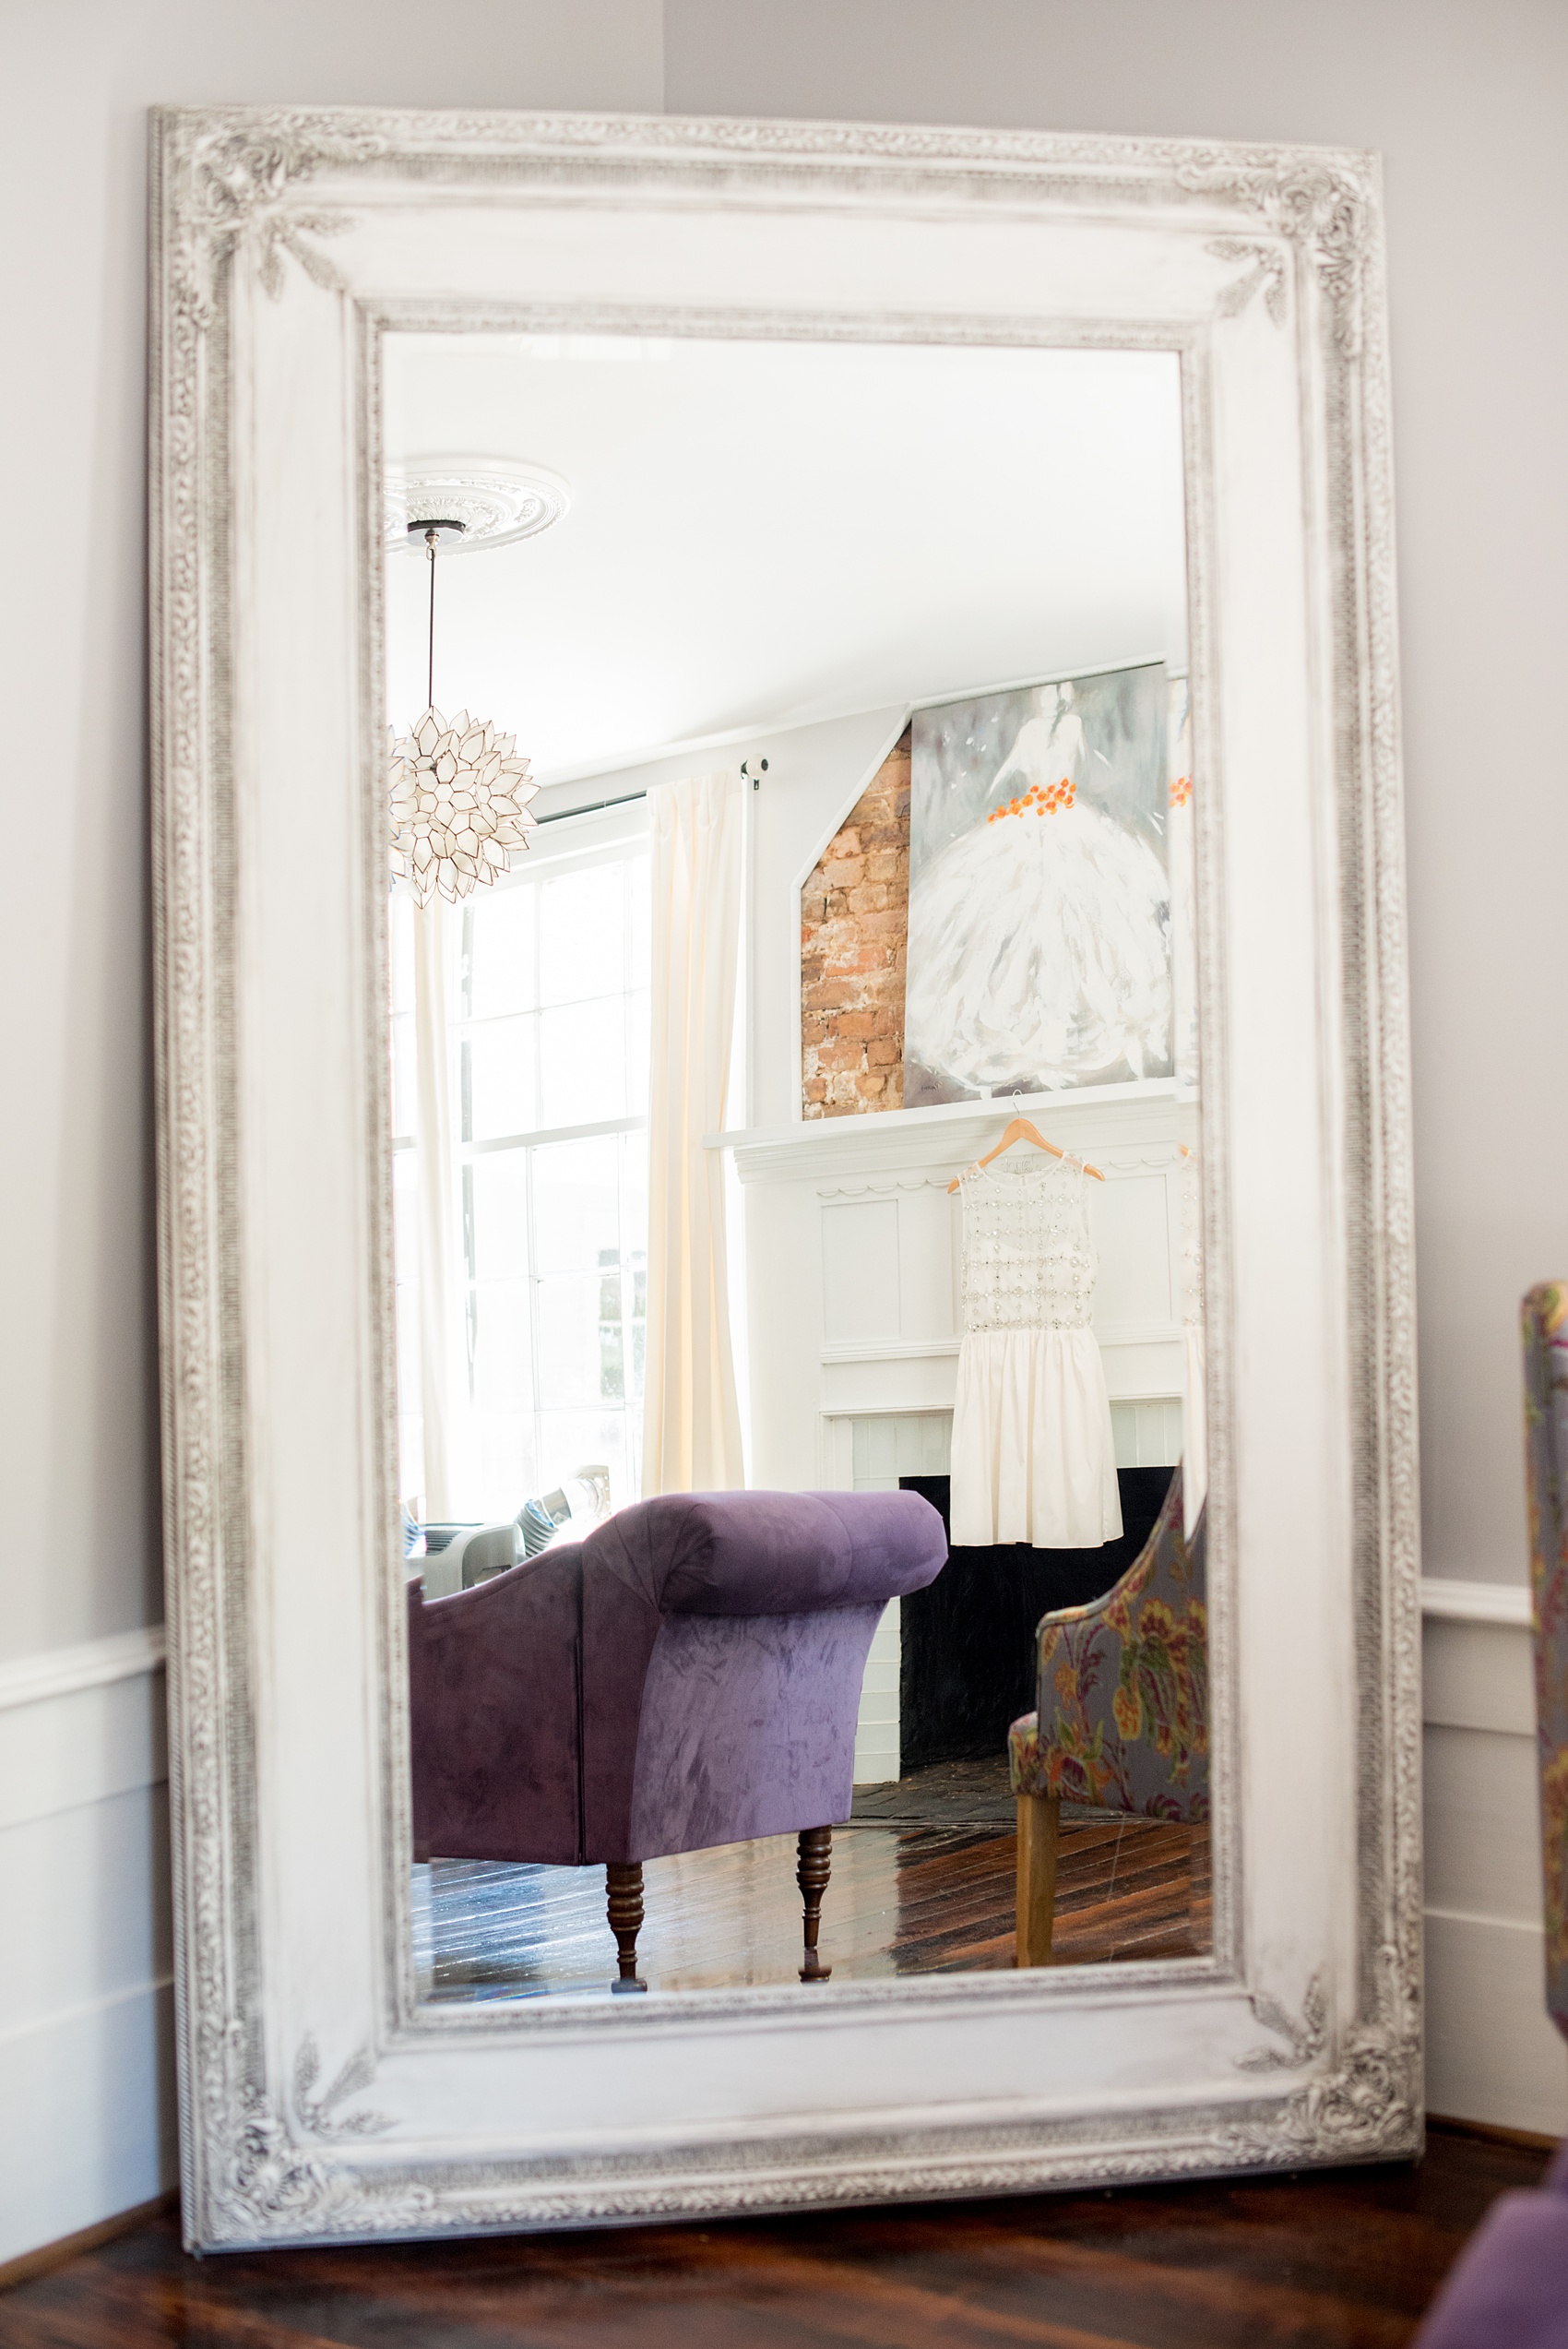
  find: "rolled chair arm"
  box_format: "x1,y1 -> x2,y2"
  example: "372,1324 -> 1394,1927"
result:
582,1487 -> 948,1617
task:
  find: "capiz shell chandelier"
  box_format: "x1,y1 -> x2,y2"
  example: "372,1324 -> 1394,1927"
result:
388,519 -> 540,908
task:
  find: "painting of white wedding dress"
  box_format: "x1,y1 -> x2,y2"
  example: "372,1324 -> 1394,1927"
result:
904,663 -> 1172,1105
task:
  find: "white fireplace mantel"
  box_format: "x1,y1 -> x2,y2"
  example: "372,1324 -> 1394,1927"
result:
711,1079 -> 1187,1187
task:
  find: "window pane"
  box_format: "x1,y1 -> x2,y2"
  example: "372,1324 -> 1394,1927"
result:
532,1137 -> 620,1274
465,884 -> 537,1019
628,853 -> 650,986
471,1279 -> 532,1413
464,1016 -> 538,1142
396,1292 -> 422,1437
624,987 -> 650,1119
536,1274 -> 610,1406
469,1151 -> 529,1281
539,997 -> 627,1128
534,1410 -> 630,1512
475,1415 -> 537,1523
540,865 -> 624,1007
621,1134 -> 648,1405
398,1417 -> 425,1518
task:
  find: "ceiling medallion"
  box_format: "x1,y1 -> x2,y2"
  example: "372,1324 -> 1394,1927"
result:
384,456 -> 570,554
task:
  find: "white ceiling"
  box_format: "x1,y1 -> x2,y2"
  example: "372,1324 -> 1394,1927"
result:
385,335 -> 1189,787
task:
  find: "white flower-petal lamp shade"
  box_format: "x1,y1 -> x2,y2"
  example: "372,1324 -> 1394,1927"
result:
388,519 -> 540,907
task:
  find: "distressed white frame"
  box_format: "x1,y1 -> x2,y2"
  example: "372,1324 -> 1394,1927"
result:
149,109 -> 1419,2248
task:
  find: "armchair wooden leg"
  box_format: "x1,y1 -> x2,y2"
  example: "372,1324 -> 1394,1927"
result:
1016,1793 -> 1061,1968
606,1861 -> 647,1993
797,1825 -> 833,1982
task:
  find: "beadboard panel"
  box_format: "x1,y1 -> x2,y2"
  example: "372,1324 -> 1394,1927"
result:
0,1635 -> 176,2267
0,1633 -> 168,1835
1420,1603 -> 1567,2136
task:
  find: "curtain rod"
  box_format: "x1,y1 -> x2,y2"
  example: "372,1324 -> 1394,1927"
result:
535,759 -> 766,826
535,789 -> 647,827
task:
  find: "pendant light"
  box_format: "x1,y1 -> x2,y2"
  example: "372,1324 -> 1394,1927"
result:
388,519 -> 540,908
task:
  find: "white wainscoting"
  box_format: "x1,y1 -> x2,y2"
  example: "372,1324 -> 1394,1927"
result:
0,1627 -> 176,2266
3,1592 -> 1556,2262
1420,1579 -> 1568,2136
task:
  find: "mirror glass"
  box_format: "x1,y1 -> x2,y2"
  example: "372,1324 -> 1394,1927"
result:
386,332 -> 1207,2005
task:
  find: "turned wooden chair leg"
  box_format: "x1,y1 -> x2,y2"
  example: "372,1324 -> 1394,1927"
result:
606,1861 -> 647,1993
1016,1793 -> 1061,1968
797,1825 -> 833,1982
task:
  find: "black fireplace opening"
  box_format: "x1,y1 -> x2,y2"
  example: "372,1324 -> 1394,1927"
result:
896,1467 -> 1176,1773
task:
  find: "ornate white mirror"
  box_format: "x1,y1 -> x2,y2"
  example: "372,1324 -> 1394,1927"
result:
150,108 -> 1419,2247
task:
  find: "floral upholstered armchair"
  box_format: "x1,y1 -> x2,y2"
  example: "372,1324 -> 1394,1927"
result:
1007,1465 -> 1208,1965
1521,1282 -> 1568,2038
1399,1293 -> 1568,2347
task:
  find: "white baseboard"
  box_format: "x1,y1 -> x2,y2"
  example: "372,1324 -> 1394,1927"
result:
1425,1907 -> 1568,2138
0,1978 -> 178,2270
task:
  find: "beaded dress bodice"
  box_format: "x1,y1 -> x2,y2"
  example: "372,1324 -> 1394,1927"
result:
958,1153 -> 1097,1334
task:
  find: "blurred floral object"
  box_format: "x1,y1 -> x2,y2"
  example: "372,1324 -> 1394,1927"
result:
389,707 -> 539,908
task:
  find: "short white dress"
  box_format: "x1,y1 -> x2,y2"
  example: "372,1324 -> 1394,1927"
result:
950,1151 -> 1123,1549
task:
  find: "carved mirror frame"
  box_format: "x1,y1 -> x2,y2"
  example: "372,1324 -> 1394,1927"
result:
149,107 -> 1419,2248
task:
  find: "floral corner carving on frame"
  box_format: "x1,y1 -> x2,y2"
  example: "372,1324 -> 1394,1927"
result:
1206,240 -> 1289,329
1226,1954 -> 1421,2168
167,113 -> 386,324
211,2028 -> 433,2240
1180,156 -> 1372,354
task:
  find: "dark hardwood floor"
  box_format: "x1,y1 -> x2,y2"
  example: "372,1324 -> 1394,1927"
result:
414,1759 -> 1210,2002
1,2126 -> 1546,2346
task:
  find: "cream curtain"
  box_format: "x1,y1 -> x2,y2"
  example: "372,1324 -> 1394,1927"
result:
641,771 -> 745,1495
411,900 -> 474,1519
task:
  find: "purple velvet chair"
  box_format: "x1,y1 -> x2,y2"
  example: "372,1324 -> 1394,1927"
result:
408,1485 -> 947,1990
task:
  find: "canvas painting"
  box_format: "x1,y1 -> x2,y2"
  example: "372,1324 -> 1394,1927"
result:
903,663 -> 1171,1106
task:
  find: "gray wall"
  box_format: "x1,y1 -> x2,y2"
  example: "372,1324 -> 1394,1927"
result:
664,0 -> 1568,1589
8,0 -> 1562,1664
0,0 -> 663,1663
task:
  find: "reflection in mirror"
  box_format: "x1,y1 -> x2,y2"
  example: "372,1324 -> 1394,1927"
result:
389,334 -> 1206,2006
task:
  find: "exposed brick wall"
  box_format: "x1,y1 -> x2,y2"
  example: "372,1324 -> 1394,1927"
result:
800,726 -> 910,1118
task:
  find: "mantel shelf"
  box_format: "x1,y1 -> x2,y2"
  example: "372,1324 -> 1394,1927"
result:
709,1081 -> 1189,1185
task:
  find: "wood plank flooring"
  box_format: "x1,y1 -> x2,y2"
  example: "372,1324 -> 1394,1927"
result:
1,2125 -> 1546,2347
414,1760 -> 1210,2002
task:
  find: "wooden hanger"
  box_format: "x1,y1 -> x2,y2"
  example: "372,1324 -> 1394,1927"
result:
948,1115 -> 1104,1192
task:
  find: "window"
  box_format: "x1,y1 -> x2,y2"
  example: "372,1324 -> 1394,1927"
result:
392,802 -> 651,1520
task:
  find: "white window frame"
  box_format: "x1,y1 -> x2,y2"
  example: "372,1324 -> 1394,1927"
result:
393,797 -> 652,1517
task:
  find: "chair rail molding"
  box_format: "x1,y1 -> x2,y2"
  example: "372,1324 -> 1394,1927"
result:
1419,1579 -> 1532,1628
0,1626 -> 168,1715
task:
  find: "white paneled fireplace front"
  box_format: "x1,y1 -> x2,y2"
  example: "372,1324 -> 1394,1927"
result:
722,1089 -> 1189,1782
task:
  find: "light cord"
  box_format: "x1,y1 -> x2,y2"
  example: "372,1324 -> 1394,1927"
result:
425,526 -> 438,710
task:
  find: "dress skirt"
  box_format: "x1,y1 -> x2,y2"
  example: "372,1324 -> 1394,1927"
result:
950,1328 -> 1123,1549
